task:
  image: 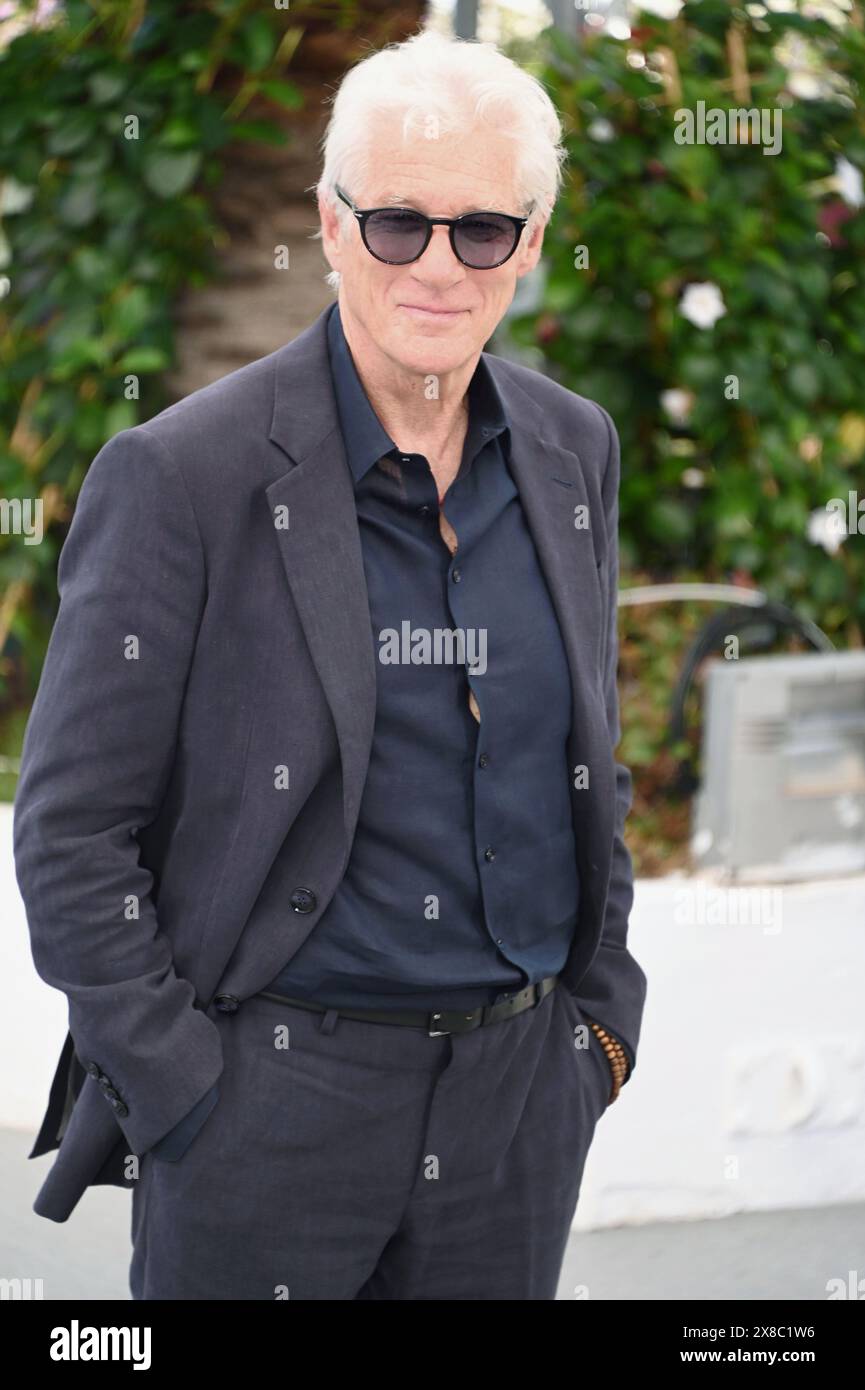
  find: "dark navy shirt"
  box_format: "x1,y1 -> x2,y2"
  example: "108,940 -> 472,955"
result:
267,301 -> 580,1010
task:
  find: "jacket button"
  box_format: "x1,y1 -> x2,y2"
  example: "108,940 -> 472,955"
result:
214,993 -> 240,1013
290,887 -> 316,913
96,1074 -> 114,1090
112,1100 -> 129,1117
102,1086 -> 121,1102
84,1061 -> 101,1078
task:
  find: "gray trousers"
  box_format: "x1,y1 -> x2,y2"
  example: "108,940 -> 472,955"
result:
129,982 -> 611,1300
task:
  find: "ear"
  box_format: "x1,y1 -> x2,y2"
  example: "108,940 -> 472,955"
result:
318,190 -> 344,274
517,211 -> 548,278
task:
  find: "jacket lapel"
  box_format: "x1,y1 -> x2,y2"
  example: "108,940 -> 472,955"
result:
502,413 -> 605,722
494,388 -> 616,933
266,311 -> 377,838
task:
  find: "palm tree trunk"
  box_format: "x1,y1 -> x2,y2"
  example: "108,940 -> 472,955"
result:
170,1 -> 429,398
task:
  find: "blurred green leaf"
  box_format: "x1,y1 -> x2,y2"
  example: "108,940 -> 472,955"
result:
142,150 -> 202,197
258,79 -> 303,110
229,120 -> 287,146
237,14 -> 277,73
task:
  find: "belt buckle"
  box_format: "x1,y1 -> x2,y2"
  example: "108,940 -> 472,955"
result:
428,1007 -> 484,1037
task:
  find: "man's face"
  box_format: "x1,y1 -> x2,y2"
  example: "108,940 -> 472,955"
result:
319,118 -> 547,376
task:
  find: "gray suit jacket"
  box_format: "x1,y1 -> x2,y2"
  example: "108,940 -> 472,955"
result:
13,303 -> 647,1223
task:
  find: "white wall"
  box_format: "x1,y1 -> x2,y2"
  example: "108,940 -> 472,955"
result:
578,873 -> 865,1228
3,801 -> 863,1227
1,803 -> 67,1133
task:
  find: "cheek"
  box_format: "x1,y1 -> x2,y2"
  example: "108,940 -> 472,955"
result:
475,267 -> 512,299
474,282 -> 512,331
364,268 -> 404,312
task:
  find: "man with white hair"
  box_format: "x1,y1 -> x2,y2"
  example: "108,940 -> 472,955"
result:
15,27 -> 646,1300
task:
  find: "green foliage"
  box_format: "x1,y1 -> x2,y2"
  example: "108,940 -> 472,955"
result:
504,4 -> 865,864
512,2 -> 865,644
616,581 -> 706,875
0,0 -> 304,722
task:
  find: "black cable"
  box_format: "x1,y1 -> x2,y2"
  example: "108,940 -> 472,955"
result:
668,601 -> 835,795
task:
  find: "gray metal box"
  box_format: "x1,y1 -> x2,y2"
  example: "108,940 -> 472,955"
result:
692,650 -> 865,881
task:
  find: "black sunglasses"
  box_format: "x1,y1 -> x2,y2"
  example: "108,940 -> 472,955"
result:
335,185 -> 533,270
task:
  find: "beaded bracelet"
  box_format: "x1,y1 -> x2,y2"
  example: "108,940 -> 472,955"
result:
586,1019 -> 630,1105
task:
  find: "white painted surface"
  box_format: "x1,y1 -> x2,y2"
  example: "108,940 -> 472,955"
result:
1,804 -> 68,1136
578,873 -> 865,1229
3,802 -> 863,1226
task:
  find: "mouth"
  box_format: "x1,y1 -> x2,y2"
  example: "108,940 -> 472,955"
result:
398,305 -> 468,320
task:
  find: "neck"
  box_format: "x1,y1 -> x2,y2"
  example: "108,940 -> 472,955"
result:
337,299 -> 475,476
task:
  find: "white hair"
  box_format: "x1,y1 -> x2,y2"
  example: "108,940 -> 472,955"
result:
312,27 -> 567,292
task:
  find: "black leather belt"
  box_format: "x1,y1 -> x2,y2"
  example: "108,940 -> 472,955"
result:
256,975 -> 559,1036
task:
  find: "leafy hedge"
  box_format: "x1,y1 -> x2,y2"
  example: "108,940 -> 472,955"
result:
511,1 -> 865,645
504,3 -> 865,866
0,0 -> 305,727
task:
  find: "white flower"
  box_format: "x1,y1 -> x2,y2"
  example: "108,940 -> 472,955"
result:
0,0 -> 59,51
807,506 -> 847,555
787,71 -> 823,99
835,156 -> 864,208
679,282 -> 727,330
777,32 -> 834,101
661,388 -> 694,424
636,0 -> 684,17
587,118 -> 615,143
0,177 -> 34,216
606,18 -> 632,39
801,0 -> 852,24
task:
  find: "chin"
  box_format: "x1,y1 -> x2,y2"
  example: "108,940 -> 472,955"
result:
389,327 -> 472,368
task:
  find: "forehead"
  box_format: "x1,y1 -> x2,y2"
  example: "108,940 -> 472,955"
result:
358,118 -> 519,215
370,190 -> 514,213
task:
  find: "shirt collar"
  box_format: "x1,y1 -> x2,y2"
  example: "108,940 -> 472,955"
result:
326,300 -> 510,486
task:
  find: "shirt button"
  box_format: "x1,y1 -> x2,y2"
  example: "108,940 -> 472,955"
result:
417,504 -> 431,517
452,568 -> 461,583
478,753 -> 490,768
484,846 -> 496,862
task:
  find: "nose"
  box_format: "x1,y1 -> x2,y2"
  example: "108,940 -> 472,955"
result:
412,224 -> 466,279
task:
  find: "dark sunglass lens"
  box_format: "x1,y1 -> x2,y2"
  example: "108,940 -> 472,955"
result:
364,209 -> 429,263
454,214 -> 518,268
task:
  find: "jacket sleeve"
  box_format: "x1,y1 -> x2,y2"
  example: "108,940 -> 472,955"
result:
150,1081 -> 220,1162
573,403 -> 647,1083
13,425 -> 225,1156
